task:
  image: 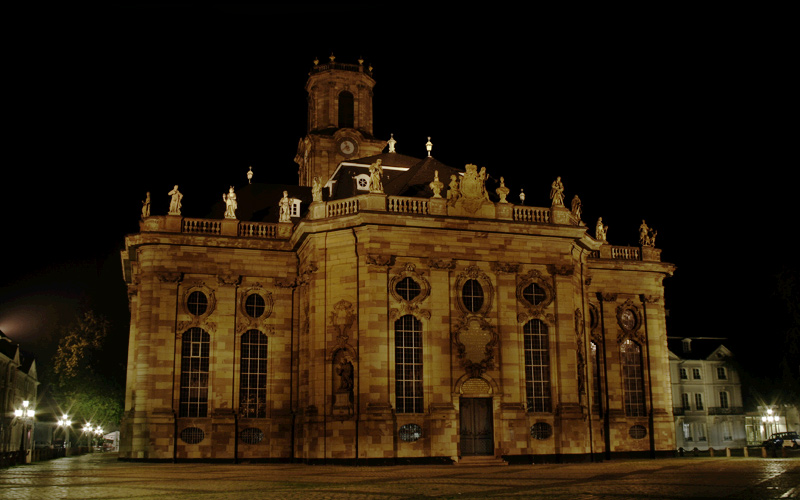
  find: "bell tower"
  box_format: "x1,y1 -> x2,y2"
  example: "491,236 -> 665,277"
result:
295,55 -> 387,187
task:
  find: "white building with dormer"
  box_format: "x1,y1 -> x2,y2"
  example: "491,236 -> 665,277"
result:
669,337 -> 746,450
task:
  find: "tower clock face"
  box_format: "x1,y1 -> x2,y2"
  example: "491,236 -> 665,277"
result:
338,138 -> 357,156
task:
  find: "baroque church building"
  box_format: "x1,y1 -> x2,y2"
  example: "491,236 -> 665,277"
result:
120,57 -> 677,463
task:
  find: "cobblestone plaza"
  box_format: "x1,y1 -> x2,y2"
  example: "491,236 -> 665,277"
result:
1,453 -> 797,499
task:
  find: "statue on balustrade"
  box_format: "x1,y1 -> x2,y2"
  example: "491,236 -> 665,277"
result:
639,220 -> 657,247
596,217 -> 608,242
369,159 -> 384,193
447,174 -> 461,206
550,176 -> 565,206
279,191 -> 291,222
223,186 -> 237,219
168,185 -> 183,215
141,192 -> 151,219
571,195 -> 582,220
312,176 -> 322,202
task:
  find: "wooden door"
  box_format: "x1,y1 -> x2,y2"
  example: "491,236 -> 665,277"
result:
460,397 -> 493,455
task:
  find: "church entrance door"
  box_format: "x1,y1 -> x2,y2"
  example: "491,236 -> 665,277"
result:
460,397 -> 493,455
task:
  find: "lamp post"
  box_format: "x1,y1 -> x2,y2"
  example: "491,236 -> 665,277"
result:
82,423 -> 94,448
94,426 -> 104,451
14,400 -> 35,463
761,407 -> 778,440
57,415 -> 72,450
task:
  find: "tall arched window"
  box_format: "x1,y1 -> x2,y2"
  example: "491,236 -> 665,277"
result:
338,91 -> 354,128
620,339 -> 646,417
523,319 -> 551,413
240,330 -> 268,418
395,315 -> 423,413
180,328 -> 210,418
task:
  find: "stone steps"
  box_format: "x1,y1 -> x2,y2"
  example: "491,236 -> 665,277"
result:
456,455 -> 508,466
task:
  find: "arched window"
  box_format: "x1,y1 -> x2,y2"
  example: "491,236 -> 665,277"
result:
395,315 -> 423,413
620,339 -> 646,417
179,328 -> 210,418
338,91 -> 354,128
240,330 -> 268,418
523,319 -> 551,413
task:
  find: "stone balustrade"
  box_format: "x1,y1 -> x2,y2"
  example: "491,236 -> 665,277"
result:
138,194 -> 662,262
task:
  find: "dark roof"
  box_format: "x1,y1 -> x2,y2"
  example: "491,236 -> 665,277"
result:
384,156 -> 464,198
668,337 -> 732,361
207,183 -> 312,222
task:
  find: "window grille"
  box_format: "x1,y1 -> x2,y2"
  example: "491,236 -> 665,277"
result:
524,319 -> 551,413
179,427 -> 205,444
395,315 -> 423,413
240,330 -> 268,418
629,425 -> 647,439
530,422 -> 553,440
239,427 -> 265,445
398,423 -> 422,442
179,328 -> 210,418
620,339 -> 646,417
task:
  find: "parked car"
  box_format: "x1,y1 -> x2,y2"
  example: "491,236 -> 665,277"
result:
762,431 -> 800,449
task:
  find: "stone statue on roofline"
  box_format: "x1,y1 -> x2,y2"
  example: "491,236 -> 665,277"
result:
639,220 -> 657,247
447,174 -> 461,206
312,176 -> 322,202
429,170 -> 443,198
368,159 -> 384,193
168,185 -> 183,215
223,186 -> 237,219
279,191 -> 291,222
550,176 -> 565,207
141,192 -> 151,219
496,177 -> 509,203
571,195 -> 582,220
596,217 -> 608,242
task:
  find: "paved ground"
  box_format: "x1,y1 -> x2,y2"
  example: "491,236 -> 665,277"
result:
1,453 -> 797,500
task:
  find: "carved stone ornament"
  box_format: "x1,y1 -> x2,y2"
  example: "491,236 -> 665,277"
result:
452,315 -> 498,377
157,272 -> 183,283
366,253 -> 394,268
547,264 -> 574,276
388,263 -> 430,303
428,258 -> 455,270
236,285 -> 274,334
516,269 -> 554,321
278,261 -> 318,288
455,265 -> 494,316
330,299 -> 356,342
177,282 -> 217,334
616,299 -> 645,344
575,309 -> 586,396
491,261 -> 520,274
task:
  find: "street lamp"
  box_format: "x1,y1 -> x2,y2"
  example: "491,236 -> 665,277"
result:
57,415 -> 72,449
14,400 -> 35,463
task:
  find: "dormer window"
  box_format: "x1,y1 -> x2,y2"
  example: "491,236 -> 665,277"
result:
682,338 -> 692,353
290,198 -> 302,218
355,174 -> 370,191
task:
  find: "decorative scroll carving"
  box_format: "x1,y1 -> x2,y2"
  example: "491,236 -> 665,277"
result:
455,265 -> 494,316
616,299 -> 645,344
428,258 -> 455,270
216,274 -> 241,287
157,272 -> 183,283
588,302 -> 603,344
452,315 -> 498,377
547,264 -> 574,276
640,294 -> 662,304
236,284 -> 274,334
177,282 -> 216,335
516,269 -> 554,321
330,299 -> 355,343
575,309 -> 586,396
366,253 -> 393,267
491,261 -> 520,274
276,261 -> 318,288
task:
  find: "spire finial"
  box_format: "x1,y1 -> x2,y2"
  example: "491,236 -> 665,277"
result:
247,166 -> 253,184
426,136 -> 433,157
387,133 -> 397,153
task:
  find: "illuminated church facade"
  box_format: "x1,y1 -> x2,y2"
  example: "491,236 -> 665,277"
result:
119,58 -> 677,463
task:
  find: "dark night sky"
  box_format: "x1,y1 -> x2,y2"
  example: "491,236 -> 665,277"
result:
1,5 -> 795,383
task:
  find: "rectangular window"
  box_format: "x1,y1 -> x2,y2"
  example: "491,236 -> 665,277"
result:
679,368 -> 688,380
683,423 -> 692,441
682,393 -> 690,410
695,393 -> 704,411
692,368 -> 701,380
717,367 -> 727,380
395,315 -> 423,413
723,421 -> 733,441
180,328 -> 210,418
621,340 -> 646,417
240,330 -> 268,418
719,391 -> 729,409
524,320 -> 552,413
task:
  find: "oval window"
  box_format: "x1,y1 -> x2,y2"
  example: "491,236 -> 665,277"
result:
462,279 -> 484,313
187,291 -> 208,316
399,423 -> 423,442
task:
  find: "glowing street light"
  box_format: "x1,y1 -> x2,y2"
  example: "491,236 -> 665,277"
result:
14,400 -> 35,463
57,415 -> 72,449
